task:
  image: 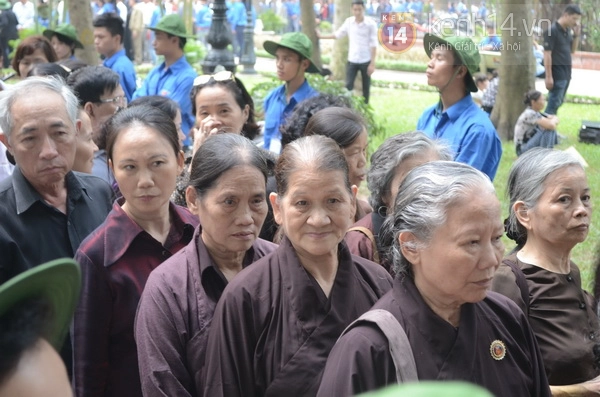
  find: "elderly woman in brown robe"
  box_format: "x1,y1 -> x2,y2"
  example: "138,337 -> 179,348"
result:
134,134 -> 277,397
317,161 -> 551,397
202,135 -> 393,396
492,148 -> 600,396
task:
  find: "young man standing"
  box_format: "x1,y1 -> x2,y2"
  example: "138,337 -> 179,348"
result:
133,14 -> 197,147
417,33 -> 501,181
93,12 -> 137,102
318,0 -> 377,104
543,4 -> 581,115
262,32 -> 320,153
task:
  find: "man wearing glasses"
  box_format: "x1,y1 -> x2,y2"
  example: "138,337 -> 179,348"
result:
67,65 -> 125,186
133,14 -> 197,148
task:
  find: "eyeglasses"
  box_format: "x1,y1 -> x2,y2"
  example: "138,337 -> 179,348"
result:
97,96 -> 127,107
193,70 -> 235,86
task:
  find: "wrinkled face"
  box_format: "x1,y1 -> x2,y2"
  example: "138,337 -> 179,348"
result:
18,48 -> 49,78
342,129 -> 368,188
271,168 -> 357,262
194,85 -> 249,134
50,35 -> 73,61
73,111 -> 97,174
275,47 -> 308,82
426,47 -> 460,90
93,27 -> 120,58
525,165 -> 591,250
6,90 -> 77,191
110,124 -> 183,221
383,150 -> 443,210
0,339 -> 73,397
190,164 -> 268,255
407,189 -> 504,306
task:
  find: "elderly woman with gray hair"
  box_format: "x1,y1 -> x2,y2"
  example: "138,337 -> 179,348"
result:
318,161 -> 550,396
491,148 -> 600,396
345,131 -> 451,269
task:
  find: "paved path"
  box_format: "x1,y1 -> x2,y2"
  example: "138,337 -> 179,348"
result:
248,56 -> 599,98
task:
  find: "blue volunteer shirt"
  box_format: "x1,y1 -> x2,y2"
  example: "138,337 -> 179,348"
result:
103,48 -> 137,102
417,95 -> 502,180
133,56 -> 197,146
262,79 -> 318,152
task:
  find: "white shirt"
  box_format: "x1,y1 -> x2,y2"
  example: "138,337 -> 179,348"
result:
334,16 -> 378,63
12,1 -> 35,30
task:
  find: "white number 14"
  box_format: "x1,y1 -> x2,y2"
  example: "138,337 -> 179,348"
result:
387,26 -> 407,44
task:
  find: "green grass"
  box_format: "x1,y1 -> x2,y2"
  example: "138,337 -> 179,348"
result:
243,77 -> 599,292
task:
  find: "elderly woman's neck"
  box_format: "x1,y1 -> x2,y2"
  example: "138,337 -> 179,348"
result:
298,251 -> 338,298
517,241 -> 572,274
417,285 -> 462,328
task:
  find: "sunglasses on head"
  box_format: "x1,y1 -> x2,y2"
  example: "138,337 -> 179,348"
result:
193,70 -> 235,86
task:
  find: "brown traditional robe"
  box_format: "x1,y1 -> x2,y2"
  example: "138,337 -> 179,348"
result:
202,237 -> 393,397
492,253 -> 600,385
317,277 -> 551,397
134,228 -> 277,397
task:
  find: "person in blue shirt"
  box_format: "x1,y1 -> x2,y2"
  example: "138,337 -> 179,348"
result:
262,32 -> 320,153
417,34 -> 501,180
479,22 -> 501,51
195,0 -> 212,45
229,0 -> 247,58
93,13 -> 137,102
285,0 -> 300,32
133,14 -> 197,147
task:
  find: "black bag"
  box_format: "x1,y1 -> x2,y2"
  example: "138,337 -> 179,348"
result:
579,121 -> 600,144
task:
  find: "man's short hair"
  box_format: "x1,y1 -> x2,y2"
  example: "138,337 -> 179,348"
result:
93,12 -> 125,44
166,33 -> 186,50
564,4 -> 582,15
352,0 -> 365,6
0,77 -> 79,140
67,65 -> 121,106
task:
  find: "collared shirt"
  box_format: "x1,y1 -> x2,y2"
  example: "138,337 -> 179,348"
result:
73,198 -> 198,397
544,21 -> 574,81
133,56 -> 197,146
136,228 -> 277,397
0,167 -> 113,283
417,95 -> 502,180
262,79 -> 318,152
335,16 -> 378,63
103,48 -> 137,102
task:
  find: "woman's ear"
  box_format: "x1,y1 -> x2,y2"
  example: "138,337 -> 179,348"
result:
513,201 -> 531,230
186,186 -> 199,215
177,150 -> 185,174
269,192 -> 282,225
84,102 -> 94,117
398,231 -> 420,266
242,104 -> 250,123
108,158 -> 114,173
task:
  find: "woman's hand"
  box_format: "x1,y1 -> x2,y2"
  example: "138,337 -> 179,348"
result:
550,376 -> 600,396
191,116 -> 227,158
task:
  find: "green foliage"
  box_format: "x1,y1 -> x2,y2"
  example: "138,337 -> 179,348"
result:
184,39 -> 207,65
259,10 -> 286,33
319,21 -> 333,33
249,73 -> 386,153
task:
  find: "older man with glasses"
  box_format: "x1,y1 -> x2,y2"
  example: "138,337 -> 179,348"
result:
67,65 -> 125,186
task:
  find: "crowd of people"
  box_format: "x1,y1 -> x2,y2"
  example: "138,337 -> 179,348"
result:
0,1 -> 596,396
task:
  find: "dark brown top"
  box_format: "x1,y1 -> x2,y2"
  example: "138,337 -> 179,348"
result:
135,228 -> 277,397
317,277 -> 551,397
203,237 -> 393,397
492,253 -> 600,385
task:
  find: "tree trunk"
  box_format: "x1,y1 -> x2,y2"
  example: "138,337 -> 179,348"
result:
331,0 -> 351,80
490,0 -> 535,141
70,0 -> 99,65
301,0 -> 323,68
182,0 -> 194,35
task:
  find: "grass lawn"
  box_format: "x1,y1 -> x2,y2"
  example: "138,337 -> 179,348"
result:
243,76 -> 599,292
369,87 -> 600,291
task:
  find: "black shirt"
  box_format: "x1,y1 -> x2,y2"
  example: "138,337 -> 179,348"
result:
0,167 -> 113,283
543,21 -> 574,81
